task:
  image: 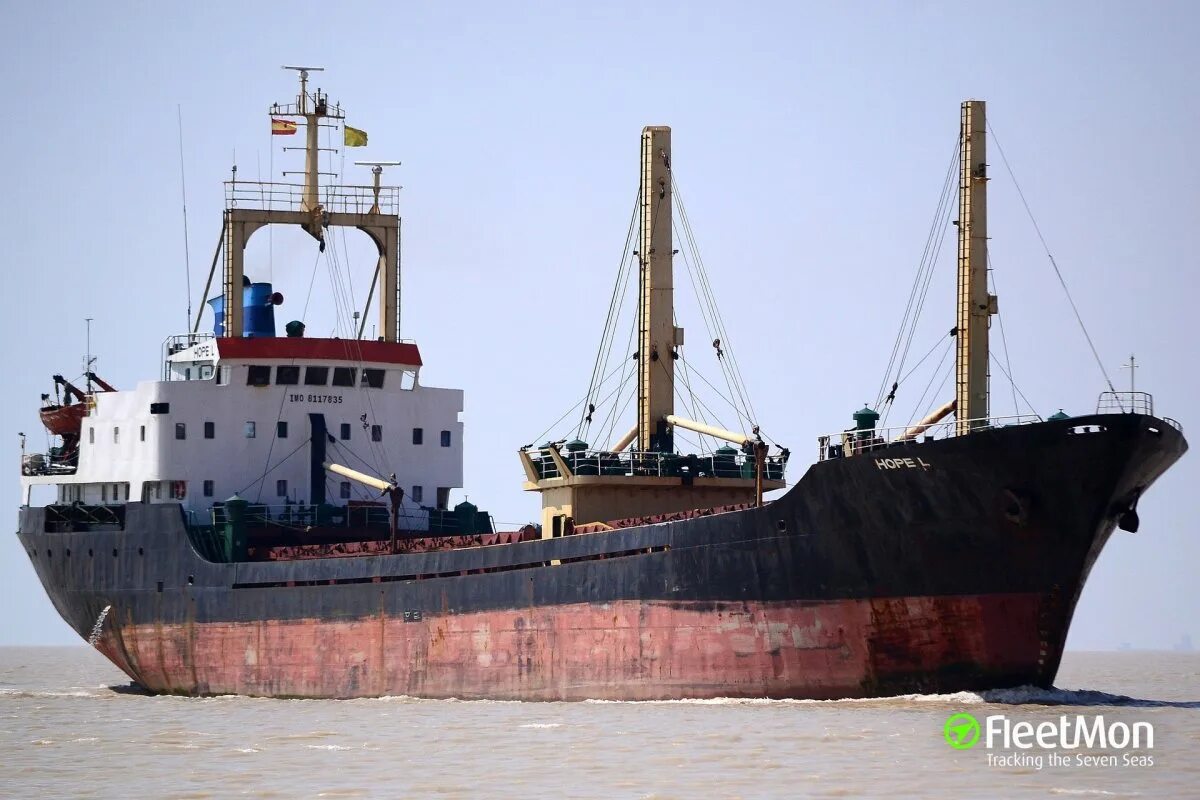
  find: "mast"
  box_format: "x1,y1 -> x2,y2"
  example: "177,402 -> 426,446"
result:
296,67 -> 321,214
955,100 -> 997,434
218,69 -> 402,341
638,126 -> 677,452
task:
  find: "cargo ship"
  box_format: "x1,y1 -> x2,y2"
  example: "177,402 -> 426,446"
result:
17,71 -> 1187,700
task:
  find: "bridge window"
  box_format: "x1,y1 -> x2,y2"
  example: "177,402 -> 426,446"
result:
247,365 -> 271,387
203,480 -> 214,497
361,368 -> 385,389
276,365 -> 300,385
411,485 -> 423,504
332,367 -> 357,387
245,421 -> 256,438
371,424 -> 383,442
276,479 -> 287,497
277,420 -> 288,439
150,402 -> 170,414
340,481 -> 351,499
400,370 -> 417,390
340,423 -> 351,440
113,427 -> 119,444
437,487 -> 450,510
204,421 -> 214,439
175,423 -> 186,440
440,430 -> 451,447
412,427 -> 423,445
304,366 -> 328,386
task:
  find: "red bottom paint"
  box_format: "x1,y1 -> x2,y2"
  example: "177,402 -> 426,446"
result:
101,593 -> 1051,700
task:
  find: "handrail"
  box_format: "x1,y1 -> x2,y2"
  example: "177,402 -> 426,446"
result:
21,451 -> 77,476
1096,391 -> 1154,416
816,414 -> 1042,462
520,446 -> 788,482
224,180 -> 400,216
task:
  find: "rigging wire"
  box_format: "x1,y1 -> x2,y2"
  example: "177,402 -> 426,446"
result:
906,339 -> 953,428
579,190 -> 642,437
987,253 -> 1021,416
672,218 -> 747,435
672,176 -> 758,429
530,358 -> 632,447
897,332 -> 953,388
876,137 -> 961,418
238,437 -> 311,497
919,360 -> 955,425
990,352 -> 1041,420
986,121 -> 1117,394
324,232 -> 391,475
676,352 -> 774,441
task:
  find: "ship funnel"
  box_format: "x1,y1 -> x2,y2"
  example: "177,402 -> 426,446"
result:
207,282 -> 281,338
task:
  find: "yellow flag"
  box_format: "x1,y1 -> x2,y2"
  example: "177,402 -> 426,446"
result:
344,125 -> 368,147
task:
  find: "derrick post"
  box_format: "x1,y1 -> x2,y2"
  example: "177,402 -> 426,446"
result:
638,126 -> 677,452
955,100 -> 997,434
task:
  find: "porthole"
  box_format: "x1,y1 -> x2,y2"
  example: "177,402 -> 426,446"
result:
112,548 -> 118,557
187,575 -> 195,586
88,549 -> 94,557
65,549 -> 71,557
138,547 -> 144,556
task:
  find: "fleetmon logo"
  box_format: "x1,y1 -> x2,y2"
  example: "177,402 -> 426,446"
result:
944,713 -> 982,750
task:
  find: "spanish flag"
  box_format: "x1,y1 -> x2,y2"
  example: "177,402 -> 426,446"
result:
344,125 -> 368,147
271,118 -> 297,135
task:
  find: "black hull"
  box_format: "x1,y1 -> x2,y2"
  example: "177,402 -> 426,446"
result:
17,414 -> 1186,699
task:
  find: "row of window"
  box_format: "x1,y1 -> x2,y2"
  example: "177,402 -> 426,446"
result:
247,365 -> 387,389
77,480 -> 444,508
90,424 -> 455,447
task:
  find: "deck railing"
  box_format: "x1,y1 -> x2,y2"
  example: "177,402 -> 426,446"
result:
816,414 -> 1043,462
523,447 -> 788,482
224,180 -> 400,216
21,452 -> 77,476
1096,391 -> 1154,416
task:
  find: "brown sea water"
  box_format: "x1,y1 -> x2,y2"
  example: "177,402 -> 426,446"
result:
1,647 -> 1196,798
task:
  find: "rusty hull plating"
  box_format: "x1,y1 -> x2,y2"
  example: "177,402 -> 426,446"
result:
19,413 -> 1187,699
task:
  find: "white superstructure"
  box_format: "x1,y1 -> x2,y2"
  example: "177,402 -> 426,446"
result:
22,335 -> 463,526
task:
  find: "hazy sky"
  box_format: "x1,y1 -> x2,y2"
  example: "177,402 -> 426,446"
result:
1,1 -> 1196,649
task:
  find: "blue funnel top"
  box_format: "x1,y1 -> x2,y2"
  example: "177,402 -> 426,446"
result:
207,282 -> 279,338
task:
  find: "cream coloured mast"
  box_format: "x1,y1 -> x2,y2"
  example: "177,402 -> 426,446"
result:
519,126 -> 786,536
637,126 -> 679,453
955,99 -> 998,434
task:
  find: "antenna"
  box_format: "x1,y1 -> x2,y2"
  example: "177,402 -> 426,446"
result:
354,161 -> 401,214
1122,354 -> 1138,392
281,65 -> 324,113
84,318 -> 94,394
177,105 -> 193,336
